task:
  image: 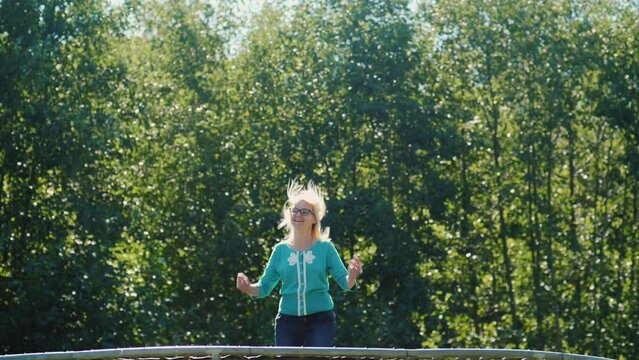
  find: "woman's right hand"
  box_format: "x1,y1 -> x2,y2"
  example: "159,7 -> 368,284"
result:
236,272 -> 252,295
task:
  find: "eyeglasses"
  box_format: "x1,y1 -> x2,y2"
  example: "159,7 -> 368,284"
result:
290,208 -> 314,216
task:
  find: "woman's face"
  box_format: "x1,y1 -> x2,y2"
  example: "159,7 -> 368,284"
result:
290,200 -> 316,232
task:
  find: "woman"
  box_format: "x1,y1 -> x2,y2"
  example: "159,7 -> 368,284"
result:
236,179 -> 362,347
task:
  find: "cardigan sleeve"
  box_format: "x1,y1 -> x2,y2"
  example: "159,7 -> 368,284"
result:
326,242 -> 350,291
256,245 -> 281,298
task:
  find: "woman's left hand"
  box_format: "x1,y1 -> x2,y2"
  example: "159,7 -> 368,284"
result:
347,255 -> 362,288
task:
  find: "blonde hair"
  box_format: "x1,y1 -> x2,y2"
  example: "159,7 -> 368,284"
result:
278,179 -> 330,241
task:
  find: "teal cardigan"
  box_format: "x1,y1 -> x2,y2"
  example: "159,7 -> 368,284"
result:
256,240 -> 351,316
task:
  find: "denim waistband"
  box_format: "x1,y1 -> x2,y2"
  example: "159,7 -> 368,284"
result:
277,309 -> 335,320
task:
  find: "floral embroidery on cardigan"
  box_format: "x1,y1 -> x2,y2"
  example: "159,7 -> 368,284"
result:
287,251 -> 315,266
288,252 -> 298,266
304,251 -> 315,264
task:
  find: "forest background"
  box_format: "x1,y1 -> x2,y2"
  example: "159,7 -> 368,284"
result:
1,0 -> 638,359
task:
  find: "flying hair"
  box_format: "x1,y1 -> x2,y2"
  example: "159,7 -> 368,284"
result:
278,178 -> 330,242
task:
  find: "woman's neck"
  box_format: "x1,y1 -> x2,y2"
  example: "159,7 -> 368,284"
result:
289,231 -> 315,251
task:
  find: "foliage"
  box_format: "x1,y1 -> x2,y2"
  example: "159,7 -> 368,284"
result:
1,0 -> 637,358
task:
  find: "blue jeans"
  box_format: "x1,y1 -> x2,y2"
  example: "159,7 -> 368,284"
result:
274,310 -> 336,347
